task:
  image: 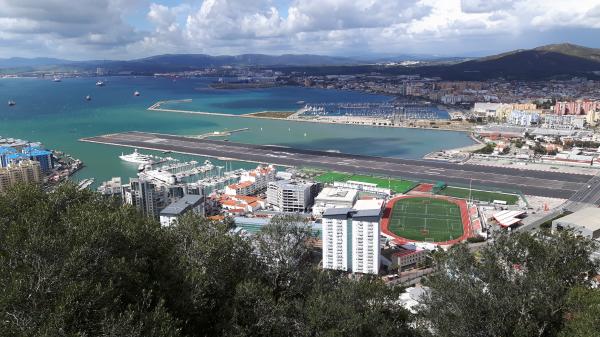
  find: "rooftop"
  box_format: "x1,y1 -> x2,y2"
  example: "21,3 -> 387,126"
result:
315,187 -> 358,203
553,208 -> 600,232
160,195 -> 203,216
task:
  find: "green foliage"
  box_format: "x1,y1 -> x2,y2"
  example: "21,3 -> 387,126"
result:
0,184 -> 415,337
417,230 -> 599,337
474,143 -> 496,154
559,287 -> 600,337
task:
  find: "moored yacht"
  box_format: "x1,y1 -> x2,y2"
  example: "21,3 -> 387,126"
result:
119,149 -> 154,164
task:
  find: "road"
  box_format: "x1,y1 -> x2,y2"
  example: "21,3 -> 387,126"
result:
80,131 -> 596,199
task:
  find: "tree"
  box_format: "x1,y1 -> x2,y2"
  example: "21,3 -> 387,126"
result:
0,184 -> 417,337
0,184 -> 182,336
558,287 -> 600,337
417,230 -> 599,337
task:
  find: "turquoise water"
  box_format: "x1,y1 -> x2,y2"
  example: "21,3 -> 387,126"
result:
0,77 -> 474,184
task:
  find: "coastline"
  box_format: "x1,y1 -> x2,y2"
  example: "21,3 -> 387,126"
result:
148,99 -> 475,134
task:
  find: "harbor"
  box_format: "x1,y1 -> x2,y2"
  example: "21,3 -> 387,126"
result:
149,99 -> 474,132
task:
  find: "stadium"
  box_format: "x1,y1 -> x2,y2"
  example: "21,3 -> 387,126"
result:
380,195 -> 472,246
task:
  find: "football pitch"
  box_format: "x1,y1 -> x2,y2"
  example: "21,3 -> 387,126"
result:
315,172 -> 417,194
387,197 -> 465,242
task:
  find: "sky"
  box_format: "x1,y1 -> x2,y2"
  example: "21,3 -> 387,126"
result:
0,0 -> 599,60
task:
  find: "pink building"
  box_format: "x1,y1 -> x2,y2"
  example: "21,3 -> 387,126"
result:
554,100 -> 600,116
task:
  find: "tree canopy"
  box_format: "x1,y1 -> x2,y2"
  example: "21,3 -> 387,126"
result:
0,184 -> 415,337
417,231 -> 599,337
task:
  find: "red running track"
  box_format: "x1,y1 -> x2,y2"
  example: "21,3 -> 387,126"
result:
380,195 -> 472,246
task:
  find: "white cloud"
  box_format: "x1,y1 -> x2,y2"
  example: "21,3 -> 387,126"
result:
0,0 -> 600,59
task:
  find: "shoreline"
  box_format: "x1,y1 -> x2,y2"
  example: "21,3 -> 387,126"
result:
148,99 -> 475,134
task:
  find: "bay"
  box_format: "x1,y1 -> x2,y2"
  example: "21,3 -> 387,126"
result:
0,77 -> 474,184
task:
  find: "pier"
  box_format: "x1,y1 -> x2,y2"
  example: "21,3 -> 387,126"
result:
79,131 -> 596,199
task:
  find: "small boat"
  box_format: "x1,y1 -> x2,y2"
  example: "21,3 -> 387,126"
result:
296,100 -> 305,104
53,77 -> 62,82
134,91 -> 140,96
85,95 -> 92,101
77,178 -> 95,191
96,81 -> 105,87
8,100 -> 15,106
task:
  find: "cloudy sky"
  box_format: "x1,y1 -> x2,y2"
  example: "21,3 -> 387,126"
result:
1,0 -> 599,60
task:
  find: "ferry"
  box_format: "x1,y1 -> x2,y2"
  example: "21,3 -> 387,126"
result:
119,149 -> 154,164
8,100 -> 16,106
96,81 -> 105,87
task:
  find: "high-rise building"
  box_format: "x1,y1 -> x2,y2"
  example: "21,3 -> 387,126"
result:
0,160 -> 43,193
321,199 -> 384,275
122,178 -> 169,219
266,180 -> 319,212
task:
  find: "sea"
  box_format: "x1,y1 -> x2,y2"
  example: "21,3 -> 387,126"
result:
0,77 -> 475,186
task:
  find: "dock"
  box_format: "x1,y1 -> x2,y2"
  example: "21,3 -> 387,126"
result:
78,131 -> 597,199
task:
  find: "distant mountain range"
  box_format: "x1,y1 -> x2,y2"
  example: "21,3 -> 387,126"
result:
1,43 -> 599,80
0,57 -> 73,68
276,43 -> 600,80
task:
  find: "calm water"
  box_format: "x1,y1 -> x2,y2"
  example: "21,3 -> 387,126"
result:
0,77 -> 474,184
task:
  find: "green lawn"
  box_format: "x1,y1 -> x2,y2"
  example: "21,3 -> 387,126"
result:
438,187 -> 519,205
388,197 -> 464,242
315,172 -> 417,194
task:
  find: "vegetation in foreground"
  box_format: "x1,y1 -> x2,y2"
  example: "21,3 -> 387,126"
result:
0,184 -> 598,337
0,184 -> 413,337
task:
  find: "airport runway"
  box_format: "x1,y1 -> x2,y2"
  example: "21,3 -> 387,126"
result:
81,131 -> 597,199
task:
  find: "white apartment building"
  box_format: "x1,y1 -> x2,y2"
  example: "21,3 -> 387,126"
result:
508,110 -> 540,126
322,207 -> 353,271
321,199 -> 384,275
266,180 -> 317,212
239,164 -> 276,192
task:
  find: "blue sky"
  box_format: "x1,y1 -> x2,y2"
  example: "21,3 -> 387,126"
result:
0,0 -> 599,60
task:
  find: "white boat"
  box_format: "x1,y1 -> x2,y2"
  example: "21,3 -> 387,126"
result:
96,81 -> 105,87
53,77 -> 62,82
134,91 -> 140,96
77,178 -> 95,191
85,95 -> 92,101
8,100 -> 15,106
119,149 -> 154,164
